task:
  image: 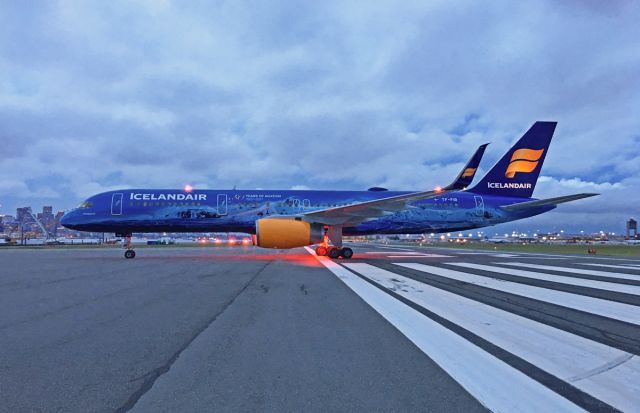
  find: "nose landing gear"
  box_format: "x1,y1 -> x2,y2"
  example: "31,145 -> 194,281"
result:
122,234 -> 135,259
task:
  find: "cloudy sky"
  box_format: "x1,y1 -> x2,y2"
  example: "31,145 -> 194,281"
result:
1,1 -> 639,234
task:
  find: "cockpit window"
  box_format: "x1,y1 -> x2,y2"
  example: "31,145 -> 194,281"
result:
78,201 -> 93,208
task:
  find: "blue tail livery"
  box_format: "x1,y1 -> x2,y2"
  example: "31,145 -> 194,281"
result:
470,121 -> 556,198
61,121 -> 597,259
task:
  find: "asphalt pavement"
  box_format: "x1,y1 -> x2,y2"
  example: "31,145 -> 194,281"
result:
0,244 -> 638,412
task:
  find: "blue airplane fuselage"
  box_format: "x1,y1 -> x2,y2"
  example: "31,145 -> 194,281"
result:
60,188 -> 554,235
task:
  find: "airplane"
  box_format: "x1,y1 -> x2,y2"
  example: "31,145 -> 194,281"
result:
61,121 -> 597,259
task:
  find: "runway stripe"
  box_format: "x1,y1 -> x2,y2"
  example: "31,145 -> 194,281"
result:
581,263 -> 640,271
498,262 -> 640,282
450,263 -> 640,296
395,263 -> 640,325
365,251 -> 425,254
302,249 -> 586,413
454,252 -> 520,258
345,263 -> 639,413
387,254 -> 451,258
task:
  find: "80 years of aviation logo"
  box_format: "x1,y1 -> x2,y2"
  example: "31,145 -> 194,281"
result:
505,148 -> 545,178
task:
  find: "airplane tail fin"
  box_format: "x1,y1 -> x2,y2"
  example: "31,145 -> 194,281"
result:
445,143 -> 489,190
470,121 -> 557,198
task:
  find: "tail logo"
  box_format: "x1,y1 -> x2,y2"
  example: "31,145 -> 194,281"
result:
461,167 -> 476,178
505,148 -> 544,178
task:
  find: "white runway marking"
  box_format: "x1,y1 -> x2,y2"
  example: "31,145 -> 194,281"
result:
450,262 -> 640,296
455,252 -> 521,258
396,263 -> 640,326
345,263 -> 640,413
303,248 -> 584,413
365,252 -> 452,258
365,251 -> 425,254
387,254 -> 452,258
581,263 -> 640,271
498,262 -> 640,282
366,246 -> 414,251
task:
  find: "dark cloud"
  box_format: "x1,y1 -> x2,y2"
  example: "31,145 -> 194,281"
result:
0,0 -> 639,232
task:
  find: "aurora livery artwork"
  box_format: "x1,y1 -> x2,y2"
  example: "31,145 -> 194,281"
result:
61,122 -> 597,259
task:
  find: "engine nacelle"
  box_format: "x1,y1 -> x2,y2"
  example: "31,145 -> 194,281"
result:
255,218 -> 323,249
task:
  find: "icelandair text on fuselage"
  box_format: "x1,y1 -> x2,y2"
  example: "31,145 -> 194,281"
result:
487,182 -> 532,189
130,193 -> 207,201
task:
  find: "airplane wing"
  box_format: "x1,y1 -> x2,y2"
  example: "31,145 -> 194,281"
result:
299,144 -> 490,226
301,188 -> 452,226
500,193 -> 598,211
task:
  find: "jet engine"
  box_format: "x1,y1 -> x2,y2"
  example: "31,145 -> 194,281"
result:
255,218 -> 323,249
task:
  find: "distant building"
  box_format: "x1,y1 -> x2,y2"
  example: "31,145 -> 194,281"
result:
16,207 -> 28,223
627,218 -> 638,239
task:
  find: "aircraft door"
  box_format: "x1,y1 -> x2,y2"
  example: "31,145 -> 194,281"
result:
217,194 -> 228,216
111,193 -> 123,215
474,195 -> 484,217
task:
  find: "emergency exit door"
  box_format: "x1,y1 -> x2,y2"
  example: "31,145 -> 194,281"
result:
217,194 -> 228,215
111,193 -> 123,215
474,195 -> 484,217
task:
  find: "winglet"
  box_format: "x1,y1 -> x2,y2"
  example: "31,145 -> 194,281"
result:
445,143 -> 489,190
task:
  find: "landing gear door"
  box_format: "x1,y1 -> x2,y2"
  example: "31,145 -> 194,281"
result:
217,194 -> 228,216
111,193 -> 123,215
474,195 -> 484,217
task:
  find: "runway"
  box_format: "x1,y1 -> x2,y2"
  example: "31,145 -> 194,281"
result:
0,245 -> 638,412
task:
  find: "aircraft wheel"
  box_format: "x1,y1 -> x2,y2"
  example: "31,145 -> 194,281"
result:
124,250 -> 136,259
328,247 -> 341,259
340,247 -> 353,259
315,246 -> 327,256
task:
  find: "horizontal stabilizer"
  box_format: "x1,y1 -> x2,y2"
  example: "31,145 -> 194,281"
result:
500,193 -> 598,211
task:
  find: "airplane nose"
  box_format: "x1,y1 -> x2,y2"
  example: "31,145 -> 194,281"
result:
60,211 -> 76,228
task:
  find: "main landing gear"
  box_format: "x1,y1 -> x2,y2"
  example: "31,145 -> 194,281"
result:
122,234 -> 135,259
314,225 -> 353,259
314,245 -> 353,259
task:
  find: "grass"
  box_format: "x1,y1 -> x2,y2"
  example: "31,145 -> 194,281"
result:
405,242 -> 640,257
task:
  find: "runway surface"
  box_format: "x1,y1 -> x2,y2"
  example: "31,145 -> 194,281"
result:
0,244 -> 638,412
